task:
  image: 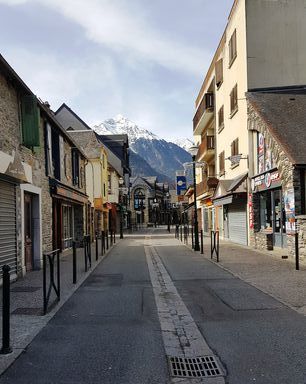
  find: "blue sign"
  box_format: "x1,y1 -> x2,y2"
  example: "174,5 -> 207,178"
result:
176,175 -> 187,195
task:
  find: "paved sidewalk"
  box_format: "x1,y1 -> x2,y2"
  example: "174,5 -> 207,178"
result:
0,237 -> 119,374
179,232 -> 306,316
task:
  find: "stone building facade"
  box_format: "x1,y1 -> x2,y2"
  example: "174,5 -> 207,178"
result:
247,91 -> 306,261
0,55 -> 52,277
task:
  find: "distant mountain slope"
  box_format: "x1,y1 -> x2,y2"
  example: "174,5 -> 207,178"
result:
93,115 -> 191,182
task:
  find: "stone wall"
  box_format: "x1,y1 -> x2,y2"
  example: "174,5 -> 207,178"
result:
0,74 -> 53,277
248,102 -> 299,258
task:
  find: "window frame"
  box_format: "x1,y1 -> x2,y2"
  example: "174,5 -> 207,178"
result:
228,29 -> 237,68
230,84 -> 238,117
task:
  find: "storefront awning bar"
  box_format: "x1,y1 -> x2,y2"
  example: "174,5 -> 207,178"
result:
213,195 -> 233,207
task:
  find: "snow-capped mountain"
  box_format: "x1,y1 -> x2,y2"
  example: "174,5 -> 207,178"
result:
169,137 -> 194,152
93,115 -> 158,143
93,115 -> 191,182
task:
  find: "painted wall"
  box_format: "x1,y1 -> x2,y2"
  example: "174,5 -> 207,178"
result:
246,0 -> 306,90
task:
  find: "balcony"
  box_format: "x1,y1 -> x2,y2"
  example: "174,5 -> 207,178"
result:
196,176 -> 219,198
196,134 -> 215,163
193,93 -> 214,135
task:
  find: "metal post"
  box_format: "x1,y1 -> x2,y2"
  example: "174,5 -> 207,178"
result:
57,250 -> 60,301
95,234 -> 98,261
216,231 -> 220,263
200,230 -> 204,255
101,231 -> 104,255
180,225 -> 183,241
113,231 -> 116,244
120,209 -> 123,239
106,231 -> 109,250
192,155 -> 200,251
1,265 -> 12,354
84,237 -> 88,272
73,241 -> 77,284
295,230 -> 299,271
43,254 -> 47,314
210,231 -> 213,259
191,226 -> 194,249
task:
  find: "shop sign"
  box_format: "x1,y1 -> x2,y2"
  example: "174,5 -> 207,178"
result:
176,175 -> 187,196
248,193 -> 254,229
252,170 -> 281,192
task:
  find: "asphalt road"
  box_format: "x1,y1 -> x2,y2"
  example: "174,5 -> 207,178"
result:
1,229 -> 306,383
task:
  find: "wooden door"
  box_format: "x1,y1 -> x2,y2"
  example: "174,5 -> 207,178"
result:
24,193 -> 33,271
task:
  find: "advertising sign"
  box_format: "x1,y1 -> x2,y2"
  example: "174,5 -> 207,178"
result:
176,175 -> 187,195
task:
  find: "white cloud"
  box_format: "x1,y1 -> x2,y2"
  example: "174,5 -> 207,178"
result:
0,0 -> 209,75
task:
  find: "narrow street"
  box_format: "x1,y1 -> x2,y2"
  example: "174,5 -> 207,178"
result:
1,229 -> 306,384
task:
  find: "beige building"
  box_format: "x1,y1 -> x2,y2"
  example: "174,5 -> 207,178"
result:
193,0 -> 306,246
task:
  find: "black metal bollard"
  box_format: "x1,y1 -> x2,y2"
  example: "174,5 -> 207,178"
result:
1,265 -> 12,354
95,234 -> 99,261
110,230 -> 113,246
200,230 -> 204,255
84,237 -> 88,272
295,231 -> 299,271
191,226 -> 194,249
180,225 -> 183,242
73,241 -> 77,284
113,231 -> 116,244
101,231 -> 105,255
106,231 -> 109,250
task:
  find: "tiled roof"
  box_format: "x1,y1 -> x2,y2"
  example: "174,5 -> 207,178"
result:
247,91 -> 306,164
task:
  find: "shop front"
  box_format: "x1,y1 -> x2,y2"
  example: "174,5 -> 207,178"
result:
51,183 -> 88,251
251,169 -> 288,249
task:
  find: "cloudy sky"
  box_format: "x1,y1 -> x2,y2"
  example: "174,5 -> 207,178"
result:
0,0 -> 233,139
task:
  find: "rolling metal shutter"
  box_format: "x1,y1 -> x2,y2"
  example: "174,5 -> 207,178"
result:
228,200 -> 247,245
0,180 -> 17,276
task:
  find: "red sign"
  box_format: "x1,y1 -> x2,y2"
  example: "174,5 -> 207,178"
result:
248,193 -> 254,229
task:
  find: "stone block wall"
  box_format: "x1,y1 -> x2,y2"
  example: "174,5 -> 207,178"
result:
0,74 -> 53,277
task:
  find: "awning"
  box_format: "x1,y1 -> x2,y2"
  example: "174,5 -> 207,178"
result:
213,172 -> 248,206
213,195 -> 233,207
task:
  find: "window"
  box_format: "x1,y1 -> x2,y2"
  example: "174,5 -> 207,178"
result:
215,59 -> 223,88
229,29 -> 237,67
218,106 -> 224,132
219,151 -> 225,176
21,95 -> 40,148
230,84 -> 238,116
134,189 -> 145,209
230,138 -> 240,168
72,148 -> 80,186
231,138 -> 239,157
108,173 -> 111,194
103,183 -> 106,197
44,122 -> 53,177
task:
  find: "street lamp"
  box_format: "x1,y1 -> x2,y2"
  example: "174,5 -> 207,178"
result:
189,145 -> 200,251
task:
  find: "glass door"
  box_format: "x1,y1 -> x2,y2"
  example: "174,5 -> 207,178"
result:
272,190 -> 287,248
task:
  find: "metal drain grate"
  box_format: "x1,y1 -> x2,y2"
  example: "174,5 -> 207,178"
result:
168,356 -> 222,378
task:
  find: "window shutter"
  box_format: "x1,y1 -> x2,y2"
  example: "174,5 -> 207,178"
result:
215,59 -> 223,87
59,136 -> 65,180
21,95 -> 40,147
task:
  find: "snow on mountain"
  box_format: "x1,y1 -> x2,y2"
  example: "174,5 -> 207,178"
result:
93,114 -> 159,144
169,137 -> 194,152
92,115 -> 191,182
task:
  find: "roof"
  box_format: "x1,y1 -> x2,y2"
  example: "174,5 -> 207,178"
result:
0,54 -> 32,95
55,103 -> 92,131
67,130 -> 102,159
247,91 -> 306,165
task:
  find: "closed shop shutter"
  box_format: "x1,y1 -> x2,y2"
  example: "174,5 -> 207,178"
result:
0,180 -> 17,276
228,199 -> 247,245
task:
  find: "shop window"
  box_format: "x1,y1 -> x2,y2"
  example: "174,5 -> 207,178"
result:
260,191 -> 272,230
134,189 -> 145,209
62,205 -> 74,249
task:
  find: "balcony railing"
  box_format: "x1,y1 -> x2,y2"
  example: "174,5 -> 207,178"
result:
196,177 -> 219,197
193,93 -> 214,132
196,135 -> 215,161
